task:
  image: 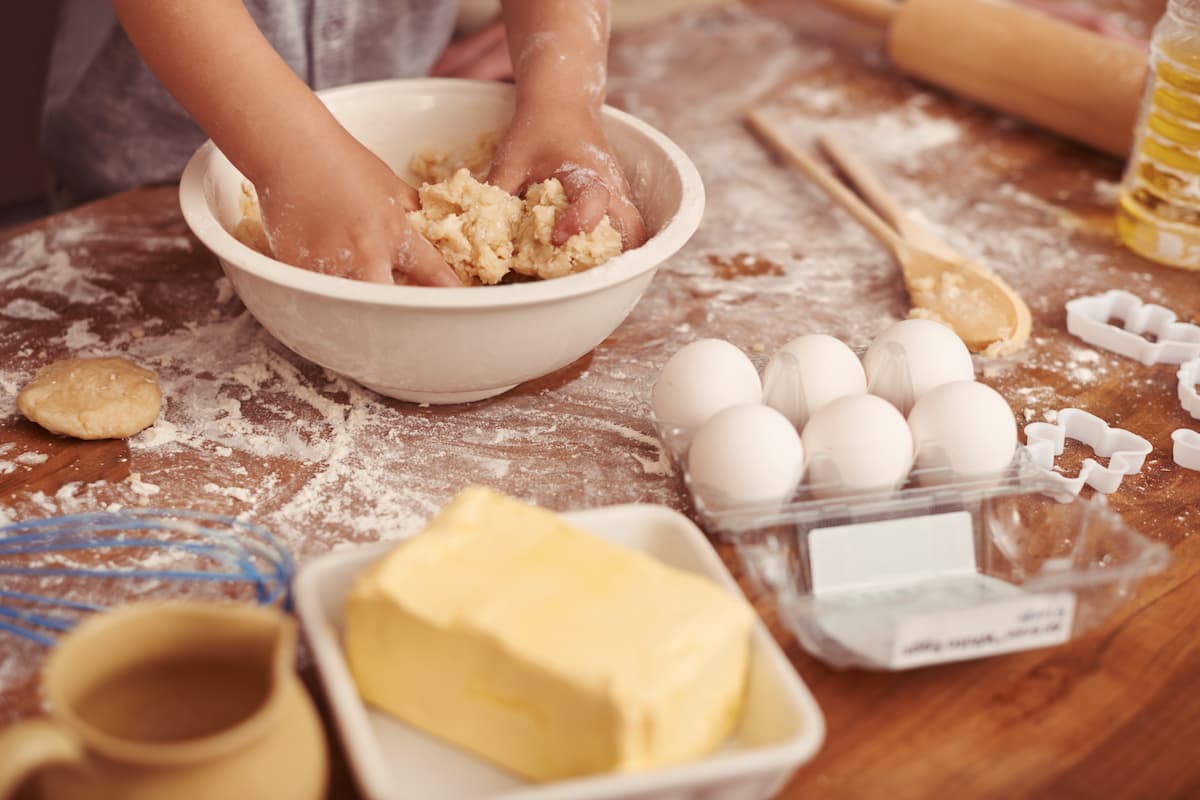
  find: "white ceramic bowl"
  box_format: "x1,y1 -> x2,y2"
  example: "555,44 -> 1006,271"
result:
179,79 -> 704,404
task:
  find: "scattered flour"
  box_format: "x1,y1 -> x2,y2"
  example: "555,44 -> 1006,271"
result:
1,299 -> 58,321
203,483 -> 255,503
0,0 -> 1180,709
0,183 -> 677,712
127,474 -> 162,497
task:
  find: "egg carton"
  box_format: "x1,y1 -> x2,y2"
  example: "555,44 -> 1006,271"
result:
655,428 -> 1169,671
658,330 -> 1014,519
652,325 -> 1168,670
654,324 -> 972,460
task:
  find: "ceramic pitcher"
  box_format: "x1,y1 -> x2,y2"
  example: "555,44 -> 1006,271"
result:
0,601 -> 328,800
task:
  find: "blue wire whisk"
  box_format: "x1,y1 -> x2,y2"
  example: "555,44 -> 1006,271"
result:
0,509 -> 295,645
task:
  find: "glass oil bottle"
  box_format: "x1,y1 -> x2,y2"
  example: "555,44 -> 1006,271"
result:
1118,0 -> 1200,269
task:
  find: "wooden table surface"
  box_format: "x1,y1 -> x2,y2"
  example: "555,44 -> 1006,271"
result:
4,1 -> 1200,798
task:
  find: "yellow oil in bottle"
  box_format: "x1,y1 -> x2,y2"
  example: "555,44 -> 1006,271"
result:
1118,28 -> 1200,270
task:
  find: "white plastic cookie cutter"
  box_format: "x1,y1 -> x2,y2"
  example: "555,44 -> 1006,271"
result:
1024,408 -> 1152,497
1172,429 -> 1200,471
1065,289 -> 1200,365
1179,357 -> 1200,420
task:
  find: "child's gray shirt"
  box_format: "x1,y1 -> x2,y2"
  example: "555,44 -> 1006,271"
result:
43,0 -> 459,201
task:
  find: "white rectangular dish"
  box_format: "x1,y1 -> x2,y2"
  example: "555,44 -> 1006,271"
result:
294,503 -> 825,800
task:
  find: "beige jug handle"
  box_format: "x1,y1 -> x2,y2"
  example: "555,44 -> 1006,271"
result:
0,719 -> 84,798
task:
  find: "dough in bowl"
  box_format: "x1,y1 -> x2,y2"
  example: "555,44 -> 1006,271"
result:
406,169 -> 523,285
510,177 -> 624,280
407,168 -> 623,284
231,133 -> 626,285
18,357 -> 162,440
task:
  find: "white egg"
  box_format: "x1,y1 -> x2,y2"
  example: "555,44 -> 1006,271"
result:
762,334 -> 867,429
863,319 -> 974,414
907,380 -> 1017,480
687,404 -> 805,511
651,339 -> 762,433
801,393 -> 913,493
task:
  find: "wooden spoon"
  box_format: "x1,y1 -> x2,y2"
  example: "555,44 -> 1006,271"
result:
745,108 -> 1031,356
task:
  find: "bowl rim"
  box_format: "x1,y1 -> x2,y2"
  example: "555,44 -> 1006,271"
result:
179,78 -> 705,309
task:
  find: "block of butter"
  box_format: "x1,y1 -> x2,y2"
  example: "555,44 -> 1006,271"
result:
344,486 -> 754,782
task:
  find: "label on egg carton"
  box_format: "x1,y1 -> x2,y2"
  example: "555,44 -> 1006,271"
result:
807,511 -> 1076,669
887,590 -> 1076,669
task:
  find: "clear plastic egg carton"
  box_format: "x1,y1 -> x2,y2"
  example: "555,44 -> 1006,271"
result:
652,328 -> 1170,669
655,435 -> 1171,672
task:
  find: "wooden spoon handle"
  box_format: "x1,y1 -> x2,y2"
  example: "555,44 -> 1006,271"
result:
815,0 -> 898,27
816,133 -> 959,258
745,108 -> 906,256
815,134 -> 910,236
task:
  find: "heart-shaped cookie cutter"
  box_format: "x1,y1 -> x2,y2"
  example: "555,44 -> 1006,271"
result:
1024,408 -> 1152,497
1172,429 -> 1200,471
1179,357 -> 1200,420
1065,290 -> 1200,365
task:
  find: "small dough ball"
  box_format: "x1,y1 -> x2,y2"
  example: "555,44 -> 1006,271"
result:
510,179 -> 624,280
18,357 -> 162,440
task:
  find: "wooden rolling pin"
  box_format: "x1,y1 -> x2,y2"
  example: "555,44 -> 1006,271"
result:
820,0 -> 1149,158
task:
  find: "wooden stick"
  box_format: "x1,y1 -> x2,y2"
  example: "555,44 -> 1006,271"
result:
816,133 -> 959,259
816,0 -> 898,28
744,108 -> 905,256
815,135 -> 908,234
886,0 -> 1144,157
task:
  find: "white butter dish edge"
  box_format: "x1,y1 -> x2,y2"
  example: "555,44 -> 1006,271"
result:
294,502 -> 825,800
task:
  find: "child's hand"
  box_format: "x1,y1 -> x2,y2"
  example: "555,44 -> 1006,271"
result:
256,140 -> 460,287
490,0 -> 647,251
488,104 -> 647,250
112,0 -> 457,287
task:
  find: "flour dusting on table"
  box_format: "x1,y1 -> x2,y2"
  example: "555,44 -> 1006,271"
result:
1,1 -> 1194,707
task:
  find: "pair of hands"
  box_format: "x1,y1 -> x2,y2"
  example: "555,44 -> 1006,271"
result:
110,0 -> 640,287
261,100 -> 645,288
260,22 -> 646,288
